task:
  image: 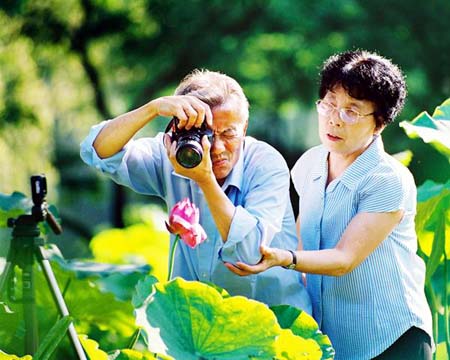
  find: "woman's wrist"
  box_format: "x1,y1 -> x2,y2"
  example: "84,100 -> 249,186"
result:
281,249 -> 297,270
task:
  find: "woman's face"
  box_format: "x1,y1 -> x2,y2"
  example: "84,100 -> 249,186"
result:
318,85 -> 381,161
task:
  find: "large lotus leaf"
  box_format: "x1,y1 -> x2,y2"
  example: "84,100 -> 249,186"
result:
399,98 -> 450,159
49,250 -> 151,302
135,277 -> 280,360
271,305 -> 335,360
416,180 -> 450,261
275,329 -> 322,360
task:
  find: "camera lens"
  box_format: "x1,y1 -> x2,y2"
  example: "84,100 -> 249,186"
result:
176,141 -> 203,168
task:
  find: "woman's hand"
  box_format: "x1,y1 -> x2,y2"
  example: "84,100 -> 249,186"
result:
224,245 -> 287,276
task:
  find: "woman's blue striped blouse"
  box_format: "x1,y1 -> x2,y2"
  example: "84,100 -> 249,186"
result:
291,136 -> 433,360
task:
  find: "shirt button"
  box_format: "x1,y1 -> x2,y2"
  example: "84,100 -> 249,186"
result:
201,272 -> 208,278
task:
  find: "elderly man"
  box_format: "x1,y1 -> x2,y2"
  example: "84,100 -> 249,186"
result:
80,69 -> 311,311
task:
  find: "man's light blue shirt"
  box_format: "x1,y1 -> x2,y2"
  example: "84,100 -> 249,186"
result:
81,121 -> 311,312
291,136 -> 433,359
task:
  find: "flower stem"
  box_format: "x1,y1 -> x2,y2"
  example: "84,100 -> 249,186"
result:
167,235 -> 179,281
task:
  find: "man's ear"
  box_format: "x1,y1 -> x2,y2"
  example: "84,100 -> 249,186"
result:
243,120 -> 249,135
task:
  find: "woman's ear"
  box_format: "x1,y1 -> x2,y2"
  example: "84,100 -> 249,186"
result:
374,123 -> 386,136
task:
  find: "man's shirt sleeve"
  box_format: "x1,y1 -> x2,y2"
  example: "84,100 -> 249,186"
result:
219,141 -> 295,265
80,120 -> 167,197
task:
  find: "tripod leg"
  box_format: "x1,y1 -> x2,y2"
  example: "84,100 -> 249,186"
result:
23,261 -> 39,354
0,261 -> 13,298
37,248 -> 87,360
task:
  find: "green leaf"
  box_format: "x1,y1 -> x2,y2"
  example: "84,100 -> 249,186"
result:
271,305 -> 335,360
391,150 -> 413,167
399,98 -> 450,160
136,278 -> 280,359
50,253 -> 151,302
132,275 -> 159,308
416,181 -> 450,259
0,350 -> 32,359
435,341 -> 449,360
78,335 -> 108,360
425,211 -> 446,282
0,192 -> 30,228
108,348 -> 168,360
34,316 -> 72,360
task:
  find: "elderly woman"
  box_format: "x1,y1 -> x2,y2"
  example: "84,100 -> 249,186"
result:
226,50 -> 433,360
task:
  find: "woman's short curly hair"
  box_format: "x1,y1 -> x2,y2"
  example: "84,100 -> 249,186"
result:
319,50 -> 407,128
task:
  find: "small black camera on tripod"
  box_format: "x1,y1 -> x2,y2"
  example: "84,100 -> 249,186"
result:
0,175 -> 86,359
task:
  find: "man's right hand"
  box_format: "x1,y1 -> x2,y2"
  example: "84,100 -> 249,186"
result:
149,95 -> 213,130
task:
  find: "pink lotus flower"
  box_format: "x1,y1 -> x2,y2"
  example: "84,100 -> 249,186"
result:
166,198 -> 207,249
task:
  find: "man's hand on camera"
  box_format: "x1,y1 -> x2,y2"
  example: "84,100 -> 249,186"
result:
150,95 -> 213,130
164,134 -> 216,185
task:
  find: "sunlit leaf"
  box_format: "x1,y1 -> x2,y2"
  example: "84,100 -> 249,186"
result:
275,329 -> 322,360
90,223 -> 169,282
135,278 -> 280,359
391,150 -> 413,166
0,350 -> 32,360
79,335 -> 108,360
399,98 -> 450,160
108,348 -> 169,360
416,180 -> 450,260
271,305 -> 335,360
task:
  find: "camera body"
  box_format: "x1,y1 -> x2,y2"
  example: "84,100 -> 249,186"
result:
166,117 -> 213,168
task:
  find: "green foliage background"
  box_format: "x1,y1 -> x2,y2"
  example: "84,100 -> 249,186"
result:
0,0 -> 449,359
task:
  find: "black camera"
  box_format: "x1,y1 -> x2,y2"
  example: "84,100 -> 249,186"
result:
165,117 -> 213,168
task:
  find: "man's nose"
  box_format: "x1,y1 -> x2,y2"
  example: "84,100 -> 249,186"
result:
211,135 -> 226,152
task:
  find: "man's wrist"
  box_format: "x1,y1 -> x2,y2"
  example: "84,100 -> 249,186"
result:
282,249 -> 297,270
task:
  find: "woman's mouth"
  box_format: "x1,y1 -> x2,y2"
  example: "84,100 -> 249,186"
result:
327,133 -> 342,141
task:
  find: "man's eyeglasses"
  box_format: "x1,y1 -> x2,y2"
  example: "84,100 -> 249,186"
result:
315,100 -> 375,124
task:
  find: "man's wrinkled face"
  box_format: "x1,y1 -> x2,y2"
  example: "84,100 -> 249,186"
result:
210,101 -> 248,185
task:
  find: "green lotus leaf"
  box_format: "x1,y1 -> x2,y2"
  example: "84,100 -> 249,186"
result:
271,305 -> 335,360
399,98 -> 450,160
136,277 -> 280,360
132,275 -> 159,308
416,180 -> 450,262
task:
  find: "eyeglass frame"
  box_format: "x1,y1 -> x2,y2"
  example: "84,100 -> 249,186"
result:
315,99 -> 375,124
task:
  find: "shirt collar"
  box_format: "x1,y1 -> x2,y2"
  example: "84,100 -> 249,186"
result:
312,135 -> 384,190
340,135 -> 384,190
220,140 -> 245,192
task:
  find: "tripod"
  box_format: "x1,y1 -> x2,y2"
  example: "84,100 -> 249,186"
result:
0,175 -> 86,359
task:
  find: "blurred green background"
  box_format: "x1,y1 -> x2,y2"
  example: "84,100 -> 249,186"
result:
0,0 -> 449,261
0,1 -> 449,358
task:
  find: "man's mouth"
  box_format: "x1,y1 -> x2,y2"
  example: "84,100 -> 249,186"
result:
212,158 -> 227,166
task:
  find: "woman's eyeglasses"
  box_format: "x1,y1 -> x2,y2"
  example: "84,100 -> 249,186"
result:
315,100 -> 375,124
